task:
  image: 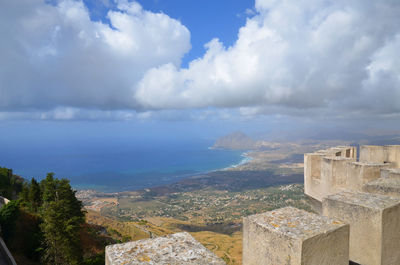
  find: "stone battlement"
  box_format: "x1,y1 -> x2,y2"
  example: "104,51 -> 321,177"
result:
305,145 -> 400,203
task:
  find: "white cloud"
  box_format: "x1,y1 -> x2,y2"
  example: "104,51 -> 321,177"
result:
0,0 -> 190,111
134,0 -> 400,118
0,0 -> 400,121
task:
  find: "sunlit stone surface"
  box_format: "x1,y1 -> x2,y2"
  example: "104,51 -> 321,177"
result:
243,206 -> 349,265
105,232 -> 226,265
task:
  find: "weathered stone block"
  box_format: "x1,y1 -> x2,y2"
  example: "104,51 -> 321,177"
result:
105,232 -> 225,265
347,162 -> 391,191
360,145 -> 387,163
321,157 -> 355,198
385,145 -> 400,167
359,145 -> 400,166
363,178 -> 400,198
322,191 -> 400,265
304,152 -> 326,201
380,168 -> 400,179
242,207 -> 349,265
305,146 -> 357,202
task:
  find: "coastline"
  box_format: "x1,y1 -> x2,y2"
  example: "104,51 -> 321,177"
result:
75,148 -> 251,193
222,151 -> 253,170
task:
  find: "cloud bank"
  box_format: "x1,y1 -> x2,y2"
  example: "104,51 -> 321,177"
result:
0,0 -> 399,120
0,0 -> 190,111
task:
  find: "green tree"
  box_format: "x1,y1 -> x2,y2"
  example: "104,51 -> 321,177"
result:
0,200 -> 20,243
40,177 -> 85,265
18,183 -> 30,209
0,167 -> 12,198
28,178 -> 42,212
41,173 -> 56,203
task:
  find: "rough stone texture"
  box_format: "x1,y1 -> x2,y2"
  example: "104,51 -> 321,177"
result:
346,162 -> 392,191
105,232 -> 225,265
322,191 -> 400,265
363,178 -> 400,198
304,152 -> 326,201
304,146 -> 357,201
360,145 -> 387,164
242,207 -> 349,265
380,168 -> 400,179
321,157 -> 356,198
360,145 -> 400,167
384,145 -> 400,168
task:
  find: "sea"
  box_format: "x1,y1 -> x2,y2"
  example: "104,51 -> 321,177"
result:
0,136 -> 245,192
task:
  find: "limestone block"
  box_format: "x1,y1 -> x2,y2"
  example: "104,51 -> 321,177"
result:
242,207 -> 349,265
322,191 -> 400,265
385,145 -> 400,167
321,157 -> 355,198
360,145 -> 387,163
381,168 -> 400,179
105,232 -> 225,265
363,178 -> 400,198
347,162 -> 392,191
304,152 -> 326,201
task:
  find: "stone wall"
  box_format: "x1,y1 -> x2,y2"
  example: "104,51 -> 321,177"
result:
243,144 -> 400,265
305,145 -> 397,203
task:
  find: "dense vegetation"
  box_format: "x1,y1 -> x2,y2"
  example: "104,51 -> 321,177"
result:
0,167 -> 108,265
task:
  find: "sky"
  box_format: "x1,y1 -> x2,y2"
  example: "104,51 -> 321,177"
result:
0,0 -> 400,139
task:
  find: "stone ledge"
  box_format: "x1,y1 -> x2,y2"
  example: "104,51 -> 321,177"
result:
105,232 -> 225,265
323,191 -> 400,265
245,206 -> 346,240
381,168 -> 400,178
243,207 -> 349,265
363,178 -> 400,198
324,191 -> 400,210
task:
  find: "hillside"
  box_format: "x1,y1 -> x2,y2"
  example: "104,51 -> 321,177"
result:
213,131 -> 258,150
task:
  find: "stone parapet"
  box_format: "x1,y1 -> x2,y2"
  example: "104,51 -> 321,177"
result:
321,157 -> 356,198
346,162 -> 392,191
363,178 -> 400,198
304,146 -> 357,201
380,168 -> 400,179
242,207 -> 349,265
322,191 -> 400,265
360,145 -> 400,167
105,232 -> 225,265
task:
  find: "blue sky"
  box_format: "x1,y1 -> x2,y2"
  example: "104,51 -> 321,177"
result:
83,0 -> 255,67
0,0 -> 400,139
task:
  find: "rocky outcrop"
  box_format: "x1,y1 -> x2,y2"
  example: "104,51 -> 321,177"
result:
213,131 -> 258,150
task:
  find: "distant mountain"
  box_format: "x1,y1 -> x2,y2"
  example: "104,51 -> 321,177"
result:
213,131 -> 257,150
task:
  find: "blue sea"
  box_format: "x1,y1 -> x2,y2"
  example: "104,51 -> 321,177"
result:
0,135 -> 244,192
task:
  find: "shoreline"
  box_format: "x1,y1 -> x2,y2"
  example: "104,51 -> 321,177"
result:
75,149 -> 253,193
222,151 -> 253,170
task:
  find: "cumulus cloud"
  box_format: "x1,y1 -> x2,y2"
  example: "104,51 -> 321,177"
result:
0,0 -> 190,111
135,0 -> 400,117
0,0 -> 399,120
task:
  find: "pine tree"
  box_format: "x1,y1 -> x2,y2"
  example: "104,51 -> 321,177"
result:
29,178 -> 41,212
41,173 -> 56,203
0,200 -> 20,244
40,176 -> 85,265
